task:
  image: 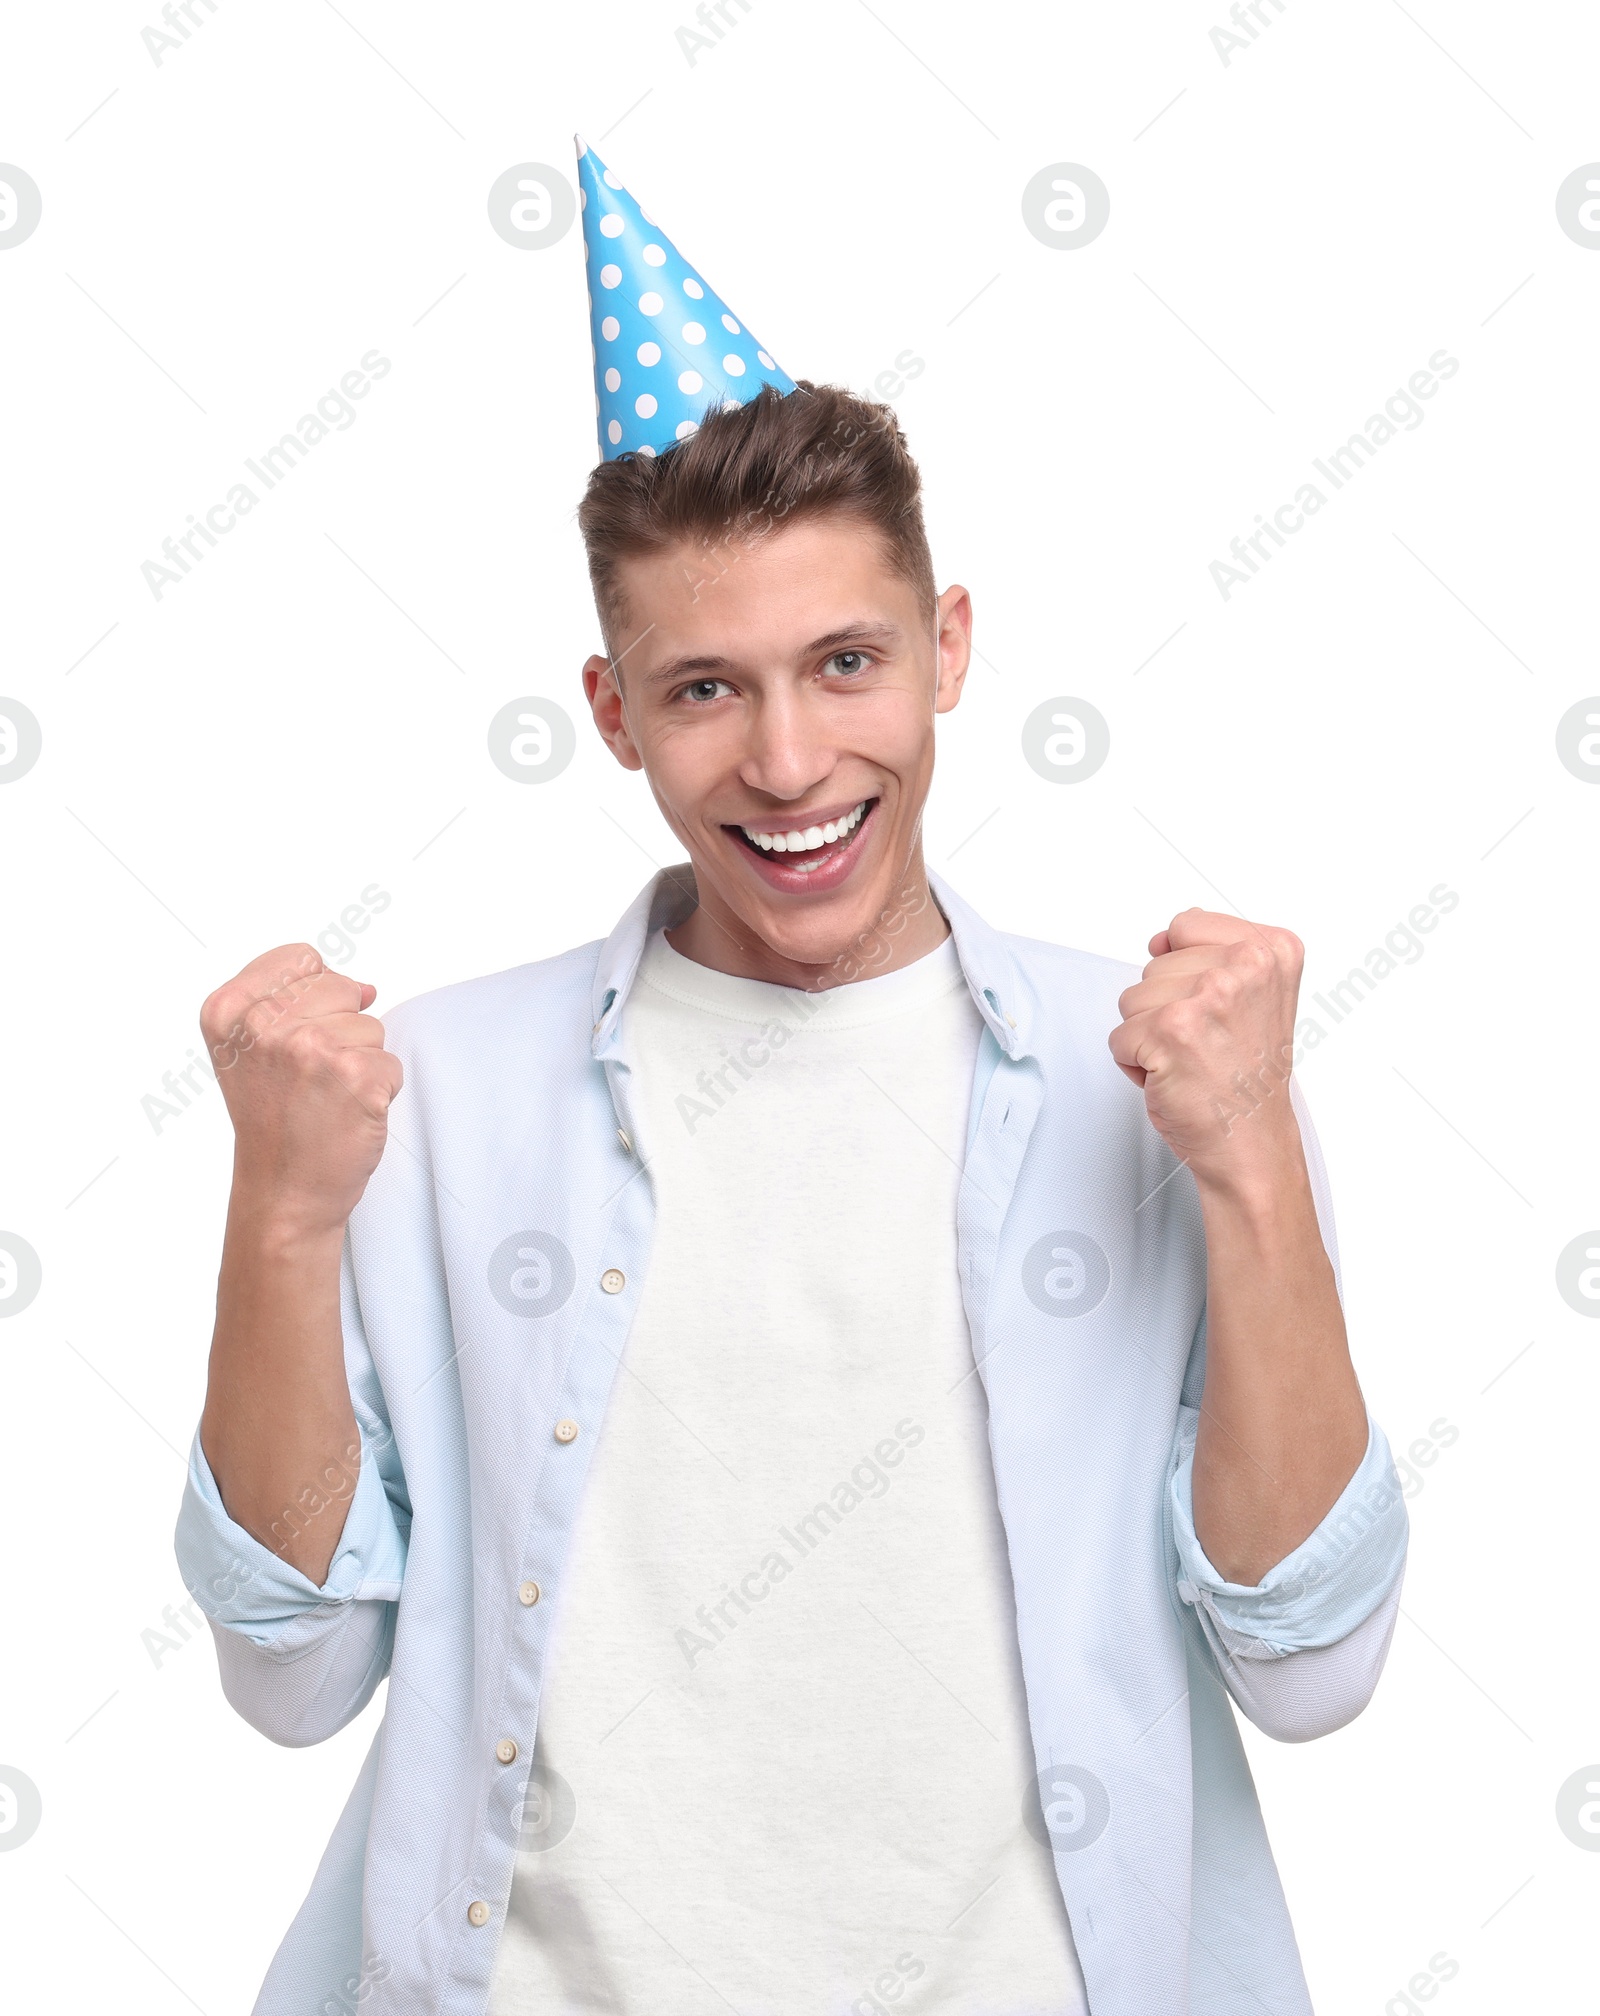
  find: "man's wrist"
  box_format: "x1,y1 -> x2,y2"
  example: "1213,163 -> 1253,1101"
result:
1187,1116 -> 1313,1226
224,1182 -> 350,1260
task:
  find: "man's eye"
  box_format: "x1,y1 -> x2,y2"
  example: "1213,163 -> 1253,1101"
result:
827,651 -> 871,676
681,678 -> 730,703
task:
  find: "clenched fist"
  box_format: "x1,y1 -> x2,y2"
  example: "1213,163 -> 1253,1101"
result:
200,944 -> 402,1238
1108,908 -> 1303,1183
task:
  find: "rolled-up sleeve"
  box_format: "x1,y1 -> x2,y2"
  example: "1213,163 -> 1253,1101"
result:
1170,1407 -> 1408,1655
173,1233 -> 410,1746
1170,1409 -> 1407,1741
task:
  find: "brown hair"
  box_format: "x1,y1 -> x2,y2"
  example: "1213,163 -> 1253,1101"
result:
576,380 -> 937,648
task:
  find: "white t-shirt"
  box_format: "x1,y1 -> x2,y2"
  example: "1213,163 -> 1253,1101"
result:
488,927 -> 1088,2016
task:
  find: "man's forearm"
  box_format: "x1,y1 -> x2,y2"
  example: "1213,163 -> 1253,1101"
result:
1188,1133 -> 1369,1587
193,947 -> 401,1589
198,1190 -> 360,1588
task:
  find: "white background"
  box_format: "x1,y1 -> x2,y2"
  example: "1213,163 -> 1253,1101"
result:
2,1 -> 1597,2009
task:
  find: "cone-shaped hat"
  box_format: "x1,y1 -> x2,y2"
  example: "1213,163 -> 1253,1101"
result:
576,135 -> 797,460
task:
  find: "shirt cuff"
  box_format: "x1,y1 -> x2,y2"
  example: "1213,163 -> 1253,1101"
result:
174,1423 -> 407,1644
1169,1409 -> 1409,1655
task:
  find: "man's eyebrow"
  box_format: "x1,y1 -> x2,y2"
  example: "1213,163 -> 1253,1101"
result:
805,621 -> 903,656
639,651 -> 734,689
637,621 -> 904,689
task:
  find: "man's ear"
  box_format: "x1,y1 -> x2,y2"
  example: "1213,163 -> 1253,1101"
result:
933,583 -> 973,715
582,653 -> 645,772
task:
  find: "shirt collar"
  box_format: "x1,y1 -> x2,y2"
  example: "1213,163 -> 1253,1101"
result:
590,863 -> 1030,1062
926,866 -> 1031,1060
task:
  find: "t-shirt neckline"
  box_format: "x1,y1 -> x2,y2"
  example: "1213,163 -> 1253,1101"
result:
636,925 -> 968,1030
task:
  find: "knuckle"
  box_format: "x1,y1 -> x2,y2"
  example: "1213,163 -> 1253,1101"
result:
1236,939 -> 1275,976
327,1047 -> 367,1091
280,1019 -> 328,1066
1204,967 -> 1243,1003
1272,926 -> 1305,966
199,983 -> 237,1035
344,1056 -> 398,1118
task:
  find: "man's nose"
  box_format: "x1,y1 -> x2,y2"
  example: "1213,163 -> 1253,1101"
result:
737,687 -> 836,800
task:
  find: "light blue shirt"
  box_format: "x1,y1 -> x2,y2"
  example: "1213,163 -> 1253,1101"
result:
175,866 -> 1408,2015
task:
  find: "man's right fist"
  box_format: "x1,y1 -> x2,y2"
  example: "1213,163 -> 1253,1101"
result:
200,944 -> 403,1237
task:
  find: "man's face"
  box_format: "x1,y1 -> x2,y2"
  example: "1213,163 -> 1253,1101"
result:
583,513 -> 971,974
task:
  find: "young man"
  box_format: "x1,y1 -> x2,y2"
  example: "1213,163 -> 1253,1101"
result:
176,143 -> 1408,2016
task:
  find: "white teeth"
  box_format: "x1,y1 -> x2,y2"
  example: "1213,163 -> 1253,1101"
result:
741,800 -> 869,856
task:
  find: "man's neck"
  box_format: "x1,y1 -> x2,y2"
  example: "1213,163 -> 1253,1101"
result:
663,861 -> 950,992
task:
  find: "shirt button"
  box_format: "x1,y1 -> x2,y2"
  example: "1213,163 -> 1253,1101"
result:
496,1738 -> 519,1765
616,1128 -> 633,1155
518,1579 -> 542,1607
554,1418 -> 580,1444
467,1900 -> 490,1928
600,1267 -> 626,1295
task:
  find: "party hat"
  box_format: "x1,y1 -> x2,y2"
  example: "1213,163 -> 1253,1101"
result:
576,135 -> 797,460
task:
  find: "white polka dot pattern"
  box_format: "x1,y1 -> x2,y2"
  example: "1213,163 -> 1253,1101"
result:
576,137 -> 797,461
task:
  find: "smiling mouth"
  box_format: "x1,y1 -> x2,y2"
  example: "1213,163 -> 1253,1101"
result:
728,798 -> 876,874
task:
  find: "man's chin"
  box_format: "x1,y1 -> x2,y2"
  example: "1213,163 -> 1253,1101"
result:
693,856 -> 930,984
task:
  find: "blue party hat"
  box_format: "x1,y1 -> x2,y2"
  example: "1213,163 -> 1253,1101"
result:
576,135 -> 797,460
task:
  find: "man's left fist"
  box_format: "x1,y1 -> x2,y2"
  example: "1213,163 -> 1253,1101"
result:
1109,907 -> 1304,1181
